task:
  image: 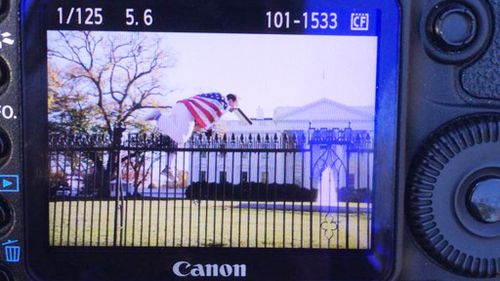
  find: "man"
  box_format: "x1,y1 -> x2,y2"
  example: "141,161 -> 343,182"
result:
144,93 -> 239,179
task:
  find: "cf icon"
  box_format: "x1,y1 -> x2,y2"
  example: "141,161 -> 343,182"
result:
351,13 -> 369,31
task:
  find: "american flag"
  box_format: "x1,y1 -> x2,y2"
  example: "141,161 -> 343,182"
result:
178,93 -> 229,130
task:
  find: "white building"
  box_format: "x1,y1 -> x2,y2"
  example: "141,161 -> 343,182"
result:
188,99 -> 375,195
220,98 -> 374,134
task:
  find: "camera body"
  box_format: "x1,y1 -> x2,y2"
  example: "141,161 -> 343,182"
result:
400,0 -> 499,279
0,0 -> 497,280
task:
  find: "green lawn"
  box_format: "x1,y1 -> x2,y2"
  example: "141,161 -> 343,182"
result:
49,200 -> 370,249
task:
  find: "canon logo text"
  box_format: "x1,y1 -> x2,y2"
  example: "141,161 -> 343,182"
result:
172,261 -> 247,278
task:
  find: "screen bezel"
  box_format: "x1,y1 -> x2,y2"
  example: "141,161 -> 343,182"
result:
21,0 -> 401,280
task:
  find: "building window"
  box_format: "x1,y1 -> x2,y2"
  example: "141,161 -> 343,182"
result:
219,171 -> 227,183
348,173 -> 356,188
200,151 -> 207,158
242,152 -> 249,159
261,172 -> 268,184
200,171 -> 207,182
241,172 -> 248,183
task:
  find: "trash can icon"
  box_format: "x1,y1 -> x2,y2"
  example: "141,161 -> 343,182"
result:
2,240 -> 20,263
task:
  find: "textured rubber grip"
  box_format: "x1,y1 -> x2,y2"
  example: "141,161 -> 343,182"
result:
461,0 -> 499,101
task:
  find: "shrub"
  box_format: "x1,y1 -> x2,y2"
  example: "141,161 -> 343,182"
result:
185,182 -> 317,202
338,187 -> 371,203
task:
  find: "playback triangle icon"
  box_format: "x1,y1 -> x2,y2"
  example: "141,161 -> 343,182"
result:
0,175 -> 19,192
2,179 -> 12,188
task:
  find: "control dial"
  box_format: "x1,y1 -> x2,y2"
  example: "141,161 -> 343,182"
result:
407,114 -> 500,278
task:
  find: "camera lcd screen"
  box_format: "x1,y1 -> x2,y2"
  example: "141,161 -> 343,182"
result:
47,19 -> 377,249
23,0 -> 399,279
48,23 -> 376,251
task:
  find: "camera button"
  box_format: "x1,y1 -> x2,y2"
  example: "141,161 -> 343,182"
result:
467,178 -> 500,224
0,0 -> 8,21
0,130 -> 10,166
423,0 -> 493,64
0,57 -> 10,95
0,267 -> 13,281
0,197 -> 12,236
433,6 -> 477,50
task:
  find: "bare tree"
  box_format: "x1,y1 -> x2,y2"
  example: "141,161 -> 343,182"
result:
48,31 -> 173,197
48,30 -> 172,137
120,151 -> 155,195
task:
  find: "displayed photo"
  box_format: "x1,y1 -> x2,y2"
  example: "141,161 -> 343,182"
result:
47,30 -> 377,249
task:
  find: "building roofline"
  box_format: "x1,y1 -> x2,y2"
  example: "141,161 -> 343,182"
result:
274,98 -> 373,120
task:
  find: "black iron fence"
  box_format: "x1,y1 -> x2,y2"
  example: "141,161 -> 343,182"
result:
49,128 -> 373,249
